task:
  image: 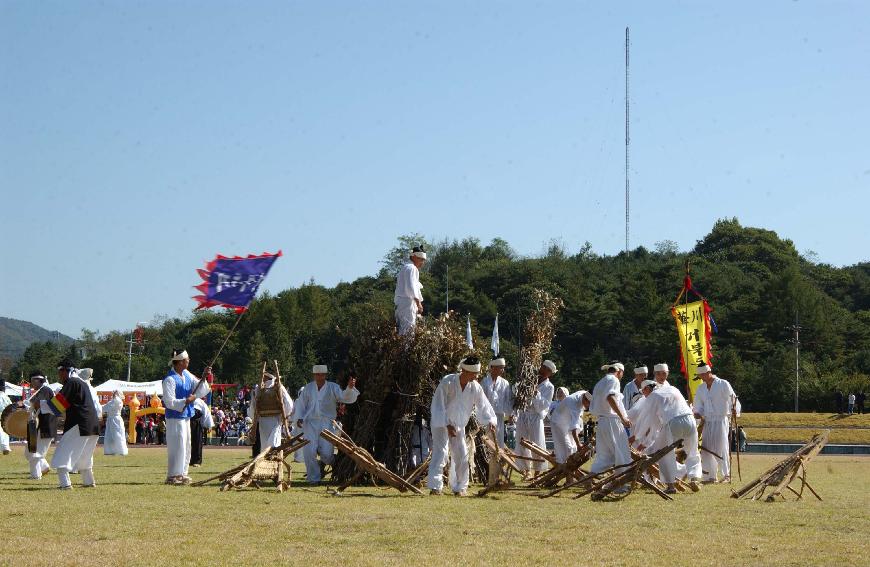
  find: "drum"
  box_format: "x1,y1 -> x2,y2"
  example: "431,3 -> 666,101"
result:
1,405 -> 30,439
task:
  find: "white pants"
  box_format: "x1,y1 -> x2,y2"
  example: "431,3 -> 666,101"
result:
26,436 -> 53,479
701,416 -> 730,480
291,426 -> 305,462
258,415 -> 283,449
395,297 -> 419,336
302,418 -> 336,483
654,414 -> 702,483
590,417 -> 632,474
551,424 -> 577,464
494,414 -> 506,448
166,418 -> 192,478
515,412 -> 546,472
427,425 -> 469,492
51,428 -> 98,488
103,415 -> 129,456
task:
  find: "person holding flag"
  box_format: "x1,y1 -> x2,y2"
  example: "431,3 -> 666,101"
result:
48,359 -> 102,490
161,349 -> 211,485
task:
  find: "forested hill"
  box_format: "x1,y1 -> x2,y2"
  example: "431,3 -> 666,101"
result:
0,317 -> 73,361
9,218 -> 870,411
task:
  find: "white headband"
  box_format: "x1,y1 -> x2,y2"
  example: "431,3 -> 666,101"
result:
582,391 -> 593,402
695,364 -> 711,375
556,386 -> 569,398
654,363 -> 669,372
489,358 -> 506,367
640,379 -> 657,389
634,366 -> 648,374
411,251 -> 427,260
601,362 -> 624,372
312,365 -> 328,374
171,350 -> 189,362
542,360 -> 557,374
460,362 -> 481,373
263,373 -> 276,381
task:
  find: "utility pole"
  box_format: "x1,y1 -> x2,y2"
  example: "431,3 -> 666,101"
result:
787,313 -> 802,412
126,322 -> 147,381
625,26 -> 630,253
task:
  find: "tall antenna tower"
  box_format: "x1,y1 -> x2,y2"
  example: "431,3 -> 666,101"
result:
625,26 -> 630,253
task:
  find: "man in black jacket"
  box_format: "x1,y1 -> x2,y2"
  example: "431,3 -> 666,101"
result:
47,359 -> 101,490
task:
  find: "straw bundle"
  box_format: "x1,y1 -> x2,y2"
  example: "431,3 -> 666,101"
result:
512,289 -> 564,411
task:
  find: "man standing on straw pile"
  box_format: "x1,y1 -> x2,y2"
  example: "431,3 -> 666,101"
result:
645,364 -> 702,493
480,357 -> 513,448
692,363 -> 737,483
47,359 -> 102,490
295,365 -> 359,485
514,360 -> 556,479
427,356 -> 496,496
161,349 -> 211,486
394,245 -> 426,335
248,372 -> 294,454
589,362 -> 632,492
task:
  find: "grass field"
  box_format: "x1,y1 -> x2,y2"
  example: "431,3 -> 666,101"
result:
0,445 -> 867,567
739,413 -> 870,444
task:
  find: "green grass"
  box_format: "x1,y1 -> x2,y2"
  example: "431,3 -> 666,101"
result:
1,446 -> 868,566
739,413 -> 870,444
744,427 -> 870,445
740,412 -> 870,428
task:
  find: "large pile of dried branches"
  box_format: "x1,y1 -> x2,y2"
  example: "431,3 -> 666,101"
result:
333,312 -> 481,483
512,289 -> 564,411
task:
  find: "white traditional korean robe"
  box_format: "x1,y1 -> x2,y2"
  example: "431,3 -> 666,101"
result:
693,376 -> 736,481
295,381 -> 360,483
480,373 -> 513,448
162,369 -> 210,480
549,391 -> 586,463
515,378 -> 555,472
0,391 -> 11,452
645,382 -> 702,483
427,373 -> 496,493
590,374 -> 632,474
101,396 -> 128,456
394,262 -> 423,335
248,377 -> 294,449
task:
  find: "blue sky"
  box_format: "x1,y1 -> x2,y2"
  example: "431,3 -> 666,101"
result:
2,1 -> 868,338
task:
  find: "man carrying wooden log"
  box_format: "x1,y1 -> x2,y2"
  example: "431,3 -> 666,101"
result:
295,365 -> 359,485
692,363 -> 737,483
644,364 -> 702,493
427,356 -> 497,496
480,357 -> 513,448
589,362 -> 632,493
514,360 -> 556,479
248,372 -> 294,456
549,387 -> 589,464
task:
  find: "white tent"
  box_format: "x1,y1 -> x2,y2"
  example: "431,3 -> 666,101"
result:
93,379 -> 164,396
2,382 -> 61,397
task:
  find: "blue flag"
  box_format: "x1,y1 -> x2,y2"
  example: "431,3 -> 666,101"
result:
193,251 -> 282,313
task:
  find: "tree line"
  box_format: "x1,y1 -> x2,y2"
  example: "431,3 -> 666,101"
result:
10,218 -> 870,412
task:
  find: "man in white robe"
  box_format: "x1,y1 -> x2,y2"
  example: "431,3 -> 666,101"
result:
692,364 -> 737,483
394,245 -> 426,335
0,380 -> 12,454
480,358 -> 513,448
623,366 -> 647,412
48,360 -> 102,489
161,349 -> 211,485
248,372 -> 294,452
627,380 -> 658,453
101,390 -> 128,456
23,371 -> 58,478
514,360 -> 556,478
427,356 -> 497,496
589,362 -> 632,490
645,364 -> 702,492
294,365 -> 360,484
549,388 -> 589,464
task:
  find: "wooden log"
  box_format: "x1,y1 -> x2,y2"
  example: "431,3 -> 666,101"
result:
321,429 -> 423,494
519,438 -> 559,466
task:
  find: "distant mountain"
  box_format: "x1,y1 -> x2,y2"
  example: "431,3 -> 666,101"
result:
0,317 -> 74,360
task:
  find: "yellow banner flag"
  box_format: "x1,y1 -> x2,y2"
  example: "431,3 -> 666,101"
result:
672,300 -> 712,402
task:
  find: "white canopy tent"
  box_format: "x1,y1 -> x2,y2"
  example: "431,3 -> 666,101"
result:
93,379 -> 164,396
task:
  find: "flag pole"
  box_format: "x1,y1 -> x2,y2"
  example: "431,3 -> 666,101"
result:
188,310 -> 245,403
